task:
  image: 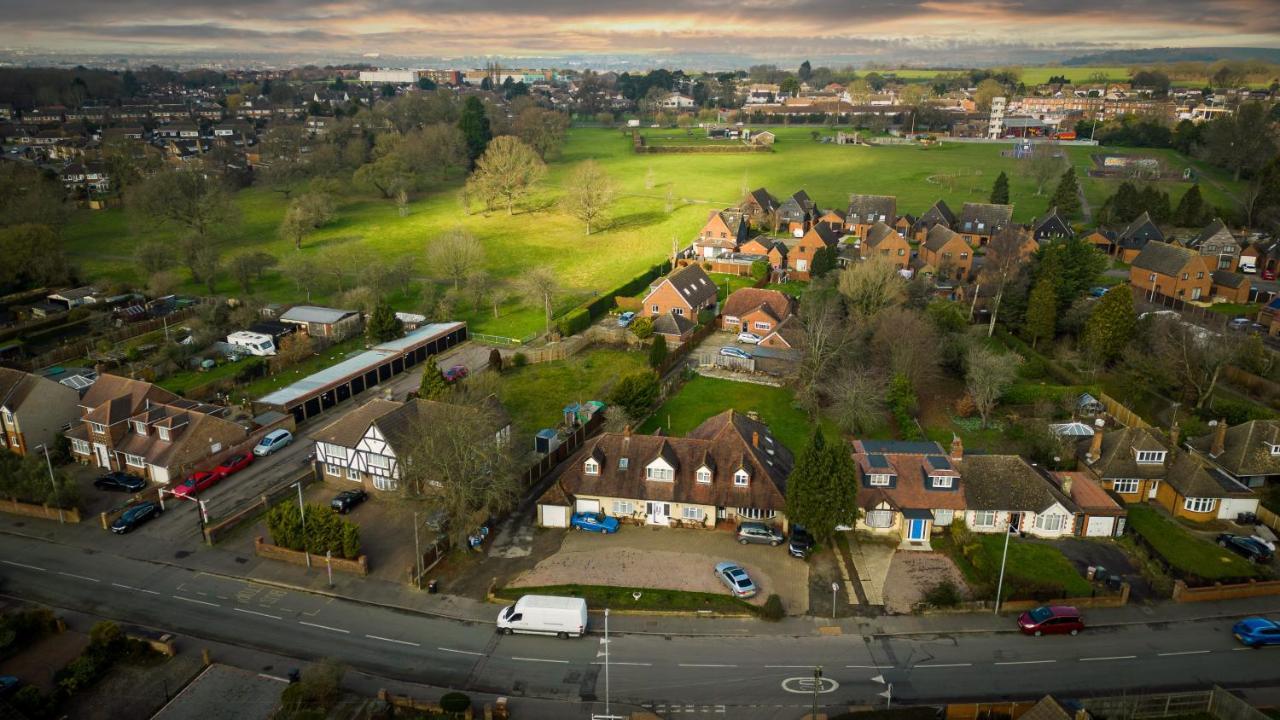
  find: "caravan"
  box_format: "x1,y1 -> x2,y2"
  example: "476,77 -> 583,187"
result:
227,331 -> 277,356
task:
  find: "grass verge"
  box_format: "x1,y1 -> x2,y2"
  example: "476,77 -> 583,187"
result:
1126,505 -> 1262,582
936,533 -> 1093,601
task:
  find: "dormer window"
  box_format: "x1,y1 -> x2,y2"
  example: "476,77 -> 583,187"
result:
89,422 -> 106,434
134,421 -> 147,436
584,459 -> 599,475
619,457 -> 629,470
1136,450 -> 1166,464
157,426 -> 170,441
697,468 -> 711,484
869,474 -> 891,487
1269,444 -> 1280,457
931,476 -> 954,489
734,469 -> 749,486
646,458 -> 673,481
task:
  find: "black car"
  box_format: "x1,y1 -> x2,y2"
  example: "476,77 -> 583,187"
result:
788,525 -> 816,558
95,471 -> 146,493
1217,533 -> 1275,563
331,489 -> 368,514
110,502 -> 162,534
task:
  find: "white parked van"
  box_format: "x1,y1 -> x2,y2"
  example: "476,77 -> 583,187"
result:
496,595 -> 588,638
227,331 -> 277,356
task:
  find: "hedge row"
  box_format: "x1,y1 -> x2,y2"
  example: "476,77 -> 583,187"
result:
555,261 -> 672,337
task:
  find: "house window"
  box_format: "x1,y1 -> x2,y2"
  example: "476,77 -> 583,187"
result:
868,474 -> 890,487
1191,288 -> 1202,300
647,466 -> 673,481
865,510 -> 893,528
346,466 -> 361,481
134,421 -> 147,436
90,422 -> 106,434
931,476 -> 954,489
796,259 -> 808,271
737,507 -> 777,520
1035,513 -> 1066,532
613,500 -> 634,515
673,308 -> 683,316
618,457 -> 629,470
368,455 -> 391,472
697,468 -> 711,484
754,321 -> 770,331
584,459 -> 599,475
724,316 -> 739,326
157,427 -> 170,441
651,305 -> 659,313
734,469 -> 749,486
373,474 -> 396,491
1113,479 -> 1140,494
1136,451 -> 1166,464
973,510 -> 996,528
934,509 -> 955,526
1196,272 -> 1204,279
1181,273 -> 1189,280
682,506 -> 705,521
71,438 -> 90,454
124,453 -> 145,468
1184,497 -> 1217,514
1270,444 -> 1280,457
326,463 -> 341,476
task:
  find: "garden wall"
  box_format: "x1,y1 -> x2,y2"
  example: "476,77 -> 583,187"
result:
1172,578 -> 1280,603
253,536 -> 368,576
0,498 -> 81,523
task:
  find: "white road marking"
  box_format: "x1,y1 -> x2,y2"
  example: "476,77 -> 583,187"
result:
679,663 -> 738,668
511,657 -> 569,664
765,665 -> 815,668
1158,650 -> 1212,657
994,659 -> 1056,666
257,673 -> 291,683
590,661 -> 652,666
299,621 -> 349,634
111,582 -> 161,594
438,647 -> 484,656
173,595 -> 219,607
1079,655 -> 1136,662
845,664 -> 891,669
1233,647 -> 1256,651
1,560 -> 46,572
366,634 -> 420,647
914,663 -> 972,668
235,608 -> 283,620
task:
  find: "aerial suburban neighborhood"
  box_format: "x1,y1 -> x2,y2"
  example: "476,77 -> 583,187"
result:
0,4 -> 1279,718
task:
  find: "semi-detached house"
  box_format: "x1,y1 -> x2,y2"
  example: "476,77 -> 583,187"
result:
0,367 -> 80,457
1129,241 -> 1213,301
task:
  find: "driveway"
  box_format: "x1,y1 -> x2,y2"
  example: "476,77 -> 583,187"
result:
882,551 -> 972,615
1031,537 -> 1154,602
508,526 -> 810,614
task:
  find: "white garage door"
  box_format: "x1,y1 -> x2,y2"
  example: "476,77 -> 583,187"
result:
541,505 -> 568,528
1085,516 -> 1114,537
575,498 -> 601,514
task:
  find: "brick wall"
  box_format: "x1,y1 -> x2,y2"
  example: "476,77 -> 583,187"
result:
0,498 -> 81,523
1172,578 -> 1280,603
254,536 -> 368,576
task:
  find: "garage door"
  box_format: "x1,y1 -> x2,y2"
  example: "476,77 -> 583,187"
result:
576,499 -> 601,514
541,505 -> 568,528
1085,516 -> 1114,537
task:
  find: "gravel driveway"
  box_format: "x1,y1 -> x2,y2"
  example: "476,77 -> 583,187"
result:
882,551 -> 971,615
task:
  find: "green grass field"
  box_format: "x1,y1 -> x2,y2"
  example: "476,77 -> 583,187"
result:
1127,505 -> 1262,581
940,534 -> 1093,600
883,67 -> 1132,86
496,348 -> 649,434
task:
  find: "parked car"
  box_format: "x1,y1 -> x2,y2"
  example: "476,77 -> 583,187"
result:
172,470 -> 222,498
330,489 -> 368,514
788,525 -> 815,558
737,521 -> 784,546
110,501 -> 162,534
1017,605 -> 1084,636
1217,533 -> 1275,563
719,346 -> 752,360
1089,286 -> 1109,298
443,365 -> 469,383
570,512 -> 620,534
0,676 -> 20,697
1233,617 -> 1280,647
1264,269 -> 1277,281
737,331 -> 762,344
214,452 -> 254,478
1250,323 -> 1268,335
253,429 -> 293,457
94,471 -> 146,493
617,311 -> 636,328
714,562 -> 758,598
1229,317 -> 1251,330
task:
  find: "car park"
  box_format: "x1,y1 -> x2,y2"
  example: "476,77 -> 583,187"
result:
1017,605 -> 1084,636
172,470 -> 222,498
253,429 -> 293,457
719,346 -> 752,360
330,489 -> 368,514
737,521 -> 784,546
737,332 -> 762,344
1233,617 -> 1280,647
444,365 -> 469,383
94,471 -> 146,493
110,501 -> 162,534
617,311 -> 636,327
570,512 -> 620,534
1217,533 -> 1274,563
714,562 -> 758,598
788,526 -> 815,558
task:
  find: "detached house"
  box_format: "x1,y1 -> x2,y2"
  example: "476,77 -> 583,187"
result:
642,264 -> 718,320
957,203 -> 1014,247
913,200 -> 958,241
739,188 -> 781,227
693,209 -> 749,259
919,225 -> 973,281
1185,218 -> 1241,271
778,190 -> 817,235
536,411 -> 792,530
846,195 -> 897,239
1115,212 -> 1164,263
1129,241 -> 1213,301
1190,419 -> 1280,489
740,236 -> 789,272
0,368 -> 80,457
720,288 -> 795,336
1033,207 -> 1073,242
787,224 -> 840,279
860,221 -> 911,270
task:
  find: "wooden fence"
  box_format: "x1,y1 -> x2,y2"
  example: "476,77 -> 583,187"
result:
25,305 -> 205,370
520,413 -> 605,489
1257,505 -> 1280,534
1098,391 -> 1153,429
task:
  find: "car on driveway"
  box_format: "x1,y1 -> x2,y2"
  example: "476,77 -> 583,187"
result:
1217,533 -> 1274,563
719,346 -> 752,360
0,676 -> 19,697
1233,617 -> 1280,647
214,452 -> 254,478
443,365 -> 469,383
1017,605 -> 1084,636
788,525 -> 815,558
94,471 -> 146,493
737,521 -> 784,546
737,331 -> 762,344
173,471 -> 222,498
1089,286 -> 1109,298
110,501 -> 162,534
330,489 -> 368,514
617,311 -> 636,328
253,429 -> 293,457
714,562 -> 758,598
570,512 -> 620,534
1229,317 -> 1251,331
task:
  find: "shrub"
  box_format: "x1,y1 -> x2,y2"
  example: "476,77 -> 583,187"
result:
12,685 -> 57,719
1199,396 -> 1275,426
440,692 -> 472,714
758,594 -> 785,621
953,393 -> 977,418
750,260 -> 769,281
630,316 -> 654,339
512,352 -> 528,367
923,580 -> 962,608
488,348 -> 503,373
556,307 -> 591,337
608,371 -> 660,420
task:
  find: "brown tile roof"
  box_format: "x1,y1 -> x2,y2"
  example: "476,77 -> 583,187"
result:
78,374 -> 178,422
0,368 -> 37,411
924,224 -> 963,252
761,315 -> 803,348
311,399 -> 402,447
846,194 -> 896,223
1132,240 -> 1199,277
863,221 -> 899,249
653,312 -> 696,337
650,264 -> 718,309
113,409 -> 247,470
1191,420 -> 1280,478
721,288 -> 794,323
310,397 -> 510,455
1163,451 -> 1254,499
855,451 -> 967,512
1020,696 -> 1072,720
1081,426 -> 1170,480
1052,471 -> 1124,515
954,455 -> 1077,512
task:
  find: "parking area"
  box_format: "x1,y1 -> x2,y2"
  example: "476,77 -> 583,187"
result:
688,330 -> 800,377
507,525 -> 810,614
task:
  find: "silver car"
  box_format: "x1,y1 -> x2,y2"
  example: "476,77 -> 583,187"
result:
714,562 -> 758,598
736,521 -> 784,546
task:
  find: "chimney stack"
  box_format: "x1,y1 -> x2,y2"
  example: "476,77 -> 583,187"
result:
752,431 -> 759,448
1060,474 -> 1074,497
950,434 -> 964,461
1211,419 -> 1227,457
1088,426 -> 1104,462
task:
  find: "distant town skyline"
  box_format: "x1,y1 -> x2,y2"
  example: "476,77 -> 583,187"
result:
2,0 -> 1278,67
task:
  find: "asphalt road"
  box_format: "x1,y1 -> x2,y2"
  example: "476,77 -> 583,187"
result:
4,534 -> 1280,719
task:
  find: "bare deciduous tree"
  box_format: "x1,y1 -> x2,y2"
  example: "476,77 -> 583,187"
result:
795,283 -> 857,414
428,227 -> 485,291
980,228 -> 1030,336
965,345 -> 1018,428
837,257 -> 905,319
830,367 -> 886,434
871,306 -> 939,389
1024,141 -> 1065,196
560,160 -> 615,235
1151,317 -> 1243,409
518,266 -> 560,335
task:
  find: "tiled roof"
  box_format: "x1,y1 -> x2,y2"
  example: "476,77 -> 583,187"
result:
1082,427 -> 1170,479
653,264 -> 719,308
1132,241 -> 1198,277
652,312 -> 696,336
1052,471 -> 1124,515
1118,212 -> 1163,248
846,194 -> 896,222
721,288 -> 794,323
1163,451 -> 1253,499
959,203 -> 1013,233
924,224 -> 963,252
761,316 -> 803,348
311,398 -> 402,447
955,455 -> 1076,512
863,222 -> 899,249
918,200 -> 957,229
1190,420 -> 1280,478
1187,218 -> 1233,250
855,451 -> 967,512
1212,269 -> 1248,289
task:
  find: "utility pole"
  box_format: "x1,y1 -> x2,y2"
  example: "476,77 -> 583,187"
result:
413,511 -> 422,588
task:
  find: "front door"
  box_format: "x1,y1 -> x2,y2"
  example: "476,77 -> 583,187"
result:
646,502 -> 670,525
907,519 -> 928,541
92,443 -> 110,469
1148,480 -> 1160,499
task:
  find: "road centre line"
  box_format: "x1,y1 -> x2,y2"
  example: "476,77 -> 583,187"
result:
512,657 -> 569,664
1,560 -> 47,572
366,634 -> 420,647
173,595 -> 219,607
438,647 -> 484,656
846,664 -> 891,669
591,661 -> 652,666
112,582 -> 160,595
1158,650 -> 1212,657
994,659 -> 1056,666
299,621 -> 349,634
1080,655 -> 1136,662
235,608 -> 283,620
765,665 -> 816,668
678,663 -> 738,668
915,663 -> 972,668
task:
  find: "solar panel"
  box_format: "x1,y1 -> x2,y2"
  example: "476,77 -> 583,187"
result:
926,455 -> 952,470
867,454 -> 889,469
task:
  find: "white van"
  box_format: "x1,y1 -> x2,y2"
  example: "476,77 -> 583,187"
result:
227,331 -> 277,356
496,595 -> 588,638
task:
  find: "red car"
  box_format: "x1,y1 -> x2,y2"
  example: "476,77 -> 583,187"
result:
172,470 -> 223,498
443,365 -> 468,383
1018,605 -> 1084,636
214,452 -> 254,478
1265,269 -> 1278,281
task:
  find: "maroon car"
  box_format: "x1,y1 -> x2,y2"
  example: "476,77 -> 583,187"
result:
443,365 -> 468,383
214,452 -> 254,478
1018,605 -> 1084,636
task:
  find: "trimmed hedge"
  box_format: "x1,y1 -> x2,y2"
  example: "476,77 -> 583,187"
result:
556,308 -> 591,337
554,260 -> 672,337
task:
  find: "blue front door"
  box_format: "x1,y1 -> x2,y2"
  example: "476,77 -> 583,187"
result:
907,519 -> 927,541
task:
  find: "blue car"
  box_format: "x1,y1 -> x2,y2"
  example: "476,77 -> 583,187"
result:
1233,617 -> 1280,647
570,512 -> 620,534
1089,286 -> 1110,298
617,311 -> 637,328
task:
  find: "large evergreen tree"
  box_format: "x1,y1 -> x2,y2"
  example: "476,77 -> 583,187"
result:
419,358 -> 450,400
366,299 -> 404,343
784,430 -> 857,541
989,171 -> 1010,205
457,96 -> 492,165
1025,277 -> 1058,349
1083,286 -> 1137,365
1050,167 -> 1081,218
1173,185 -> 1206,228
648,334 -> 668,368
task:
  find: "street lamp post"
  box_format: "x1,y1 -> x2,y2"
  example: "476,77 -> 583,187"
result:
994,514 -> 1015,615
33,444 -> 64,524
294,481 -> 310,569
831,582 -> 839,620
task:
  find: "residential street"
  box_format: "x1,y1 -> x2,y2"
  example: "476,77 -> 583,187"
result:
4,532 -> 1280,718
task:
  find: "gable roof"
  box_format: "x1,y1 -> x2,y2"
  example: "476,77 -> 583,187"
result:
918,200 -> 957,229
1034,207 -> 1071,234
1052,472 -> 1124,515
846,194 -> 896,221
863,221 -> 900,249
1212,269 -> 1248,289
312,397 -> 509,456
1187,218 -> 1235,250
721,288 -> 794,323
801,223 -> 841,248
652,312 -> 697,337
959,203 -> 1013,233
1190,420 -> 1280,478
0,367 -> 41,412
1163,451 -> 1253,499
280,305 -> 358,325
78,374 -> 181,422
1132,240 -> 1200,277
1082,426 -> 1170,479
955,455 -> 1076,513
761,315 -> 804,348
1118,212 -> 1164,247
648,264 -> 718,309
745,187 -> 780,213
854,449 -> 967,513
311,398 -> 402,448
924,224 -> 964,252
782,190 -> 816,213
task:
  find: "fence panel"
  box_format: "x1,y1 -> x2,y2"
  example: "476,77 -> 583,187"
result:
1098,391 -> 1153,429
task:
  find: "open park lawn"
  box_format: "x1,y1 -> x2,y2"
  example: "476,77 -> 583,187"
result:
941,533 -> 1093,600
1126,505 -> 1262,582
638,375 -> 834,454
496,348 -> 648,435
62,127 -> 1243,340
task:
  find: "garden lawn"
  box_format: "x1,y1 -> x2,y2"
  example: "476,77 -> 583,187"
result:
496,348 -> 649,435
1206,302 -> 1260,317
494,583 -> 756,615
157,357 -> 247,396
1127,505 -> 1261,581
942,534 -> 1093,600
638,375 -> 834,453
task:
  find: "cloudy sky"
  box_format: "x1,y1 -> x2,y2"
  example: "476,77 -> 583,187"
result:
2,0 -> 1277,63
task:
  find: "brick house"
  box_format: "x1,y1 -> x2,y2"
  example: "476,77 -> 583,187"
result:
860,222 -> 911,270
1189,419 -> 1280,489
1240,236 -> 1279,276
894,214 -> 916,236
1129,241 -> 1213,301
1077,425 -> 1169,504
738,188 -> 781,228
1084,228 -> 1119,256
1033,207 -> 1073,242
641,264 -> 718,319
758,316 -> 803,349
1211,270 -> 1251,303
912,200 -> 957,241
1185,218 -> 1241,272
1051,471 -> 1127,537
957,202 -> 1014,247
1115,212 -> 1164,263
720,288 -> 795,335
815,209 -> 846,233
1154,450 -> 1257,523
787,224 -> 840,279
846,195 -> 897,239
739,236 -> 788,271
919,225 -> 973,281
693,209 -> 749,259
778,190 -> 817,235
0,368 -> 80,457
536,411 -> 792,530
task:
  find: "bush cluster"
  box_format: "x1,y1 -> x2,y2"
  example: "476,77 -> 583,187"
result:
266,502 -> 361,559
13,621 -> 157,720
